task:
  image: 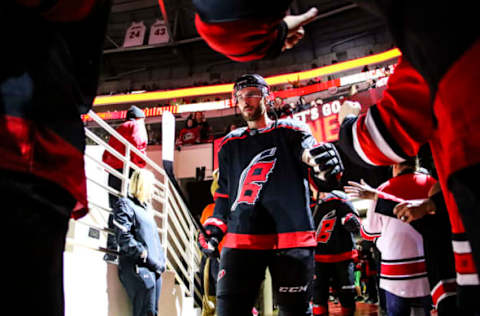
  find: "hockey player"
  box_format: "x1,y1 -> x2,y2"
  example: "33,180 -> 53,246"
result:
176,117 -> 201,147
311,190 -> 361,316
197,74 -> 344,316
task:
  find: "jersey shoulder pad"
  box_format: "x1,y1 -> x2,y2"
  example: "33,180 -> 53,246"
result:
276,118 -> 311,133
219,127 -> 248,148
322,191 -> 356,212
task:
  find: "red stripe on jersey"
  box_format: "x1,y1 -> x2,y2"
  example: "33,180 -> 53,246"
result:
343,213 -> 354,223
431,279 -> 456,308
354,114 -> 397,166
454,252 -> 477,275
381,260 -> 426,276
323,197 -> 345,203
203,217 -> 228,234
223,231 -> 316,249
360,225 -> 380,241
213,192 -> 229,200
315,250 -> 357,263
219,134 -> 248,149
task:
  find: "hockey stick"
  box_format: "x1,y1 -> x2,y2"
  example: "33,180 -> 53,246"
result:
161,111 -> 208,236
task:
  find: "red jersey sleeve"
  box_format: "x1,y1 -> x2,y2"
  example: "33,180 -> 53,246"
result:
195,14 -> 287,62
338,58 -> 434,167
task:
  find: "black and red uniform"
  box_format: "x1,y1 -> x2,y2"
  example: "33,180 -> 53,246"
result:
206,118 -> 318,316
1,1 -> 110,315
311,191 -> 360,316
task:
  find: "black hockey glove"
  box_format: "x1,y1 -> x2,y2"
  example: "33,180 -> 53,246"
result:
303,143 -> 344,191
341,213 -> 361,234
198,218 -> 226,258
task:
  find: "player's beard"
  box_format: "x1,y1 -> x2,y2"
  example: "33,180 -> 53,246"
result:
241,102 -> 265,122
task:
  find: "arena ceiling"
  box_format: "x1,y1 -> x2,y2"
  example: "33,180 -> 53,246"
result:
101,0 -> 390,84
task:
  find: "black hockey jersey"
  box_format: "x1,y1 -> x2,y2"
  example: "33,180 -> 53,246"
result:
312,191 -> 360,262
211,119 -> 317,250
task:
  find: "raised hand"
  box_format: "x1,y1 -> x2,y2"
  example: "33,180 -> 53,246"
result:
282,7 -> 319,51
344,179 -> 376,200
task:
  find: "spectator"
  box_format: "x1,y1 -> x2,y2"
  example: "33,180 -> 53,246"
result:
297,96 -> 310,111
113,169 -> 165,316
102,105 -> 148,263
177,118 -> 200,147
288,102 -> 298,114
223,122 -> 239,137
0,2 -> 111,315
190,111 -> 211,142
350,158 -> 433,316
356,240 -> 381,306
273,96 -> 285,118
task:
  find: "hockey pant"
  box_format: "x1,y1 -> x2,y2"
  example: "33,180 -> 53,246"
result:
312,260 -> 356,315
216,247 -> 314,316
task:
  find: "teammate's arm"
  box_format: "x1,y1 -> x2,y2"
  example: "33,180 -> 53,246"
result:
337,58 -> 434,168
194,7 -> 318,62
360,199 -> 382,242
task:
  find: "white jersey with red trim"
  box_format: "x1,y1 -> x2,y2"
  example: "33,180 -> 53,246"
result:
211,119 -> 317,250
361,173 -> 435,298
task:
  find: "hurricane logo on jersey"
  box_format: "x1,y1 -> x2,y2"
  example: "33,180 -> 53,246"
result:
231,147 -> 277,211
316,209 -> 337,243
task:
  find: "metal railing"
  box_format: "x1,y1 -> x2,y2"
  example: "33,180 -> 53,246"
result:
67,110 -> 203,307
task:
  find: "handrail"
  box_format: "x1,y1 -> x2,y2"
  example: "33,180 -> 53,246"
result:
87,111 -> 167,178
67,109 -> 204,311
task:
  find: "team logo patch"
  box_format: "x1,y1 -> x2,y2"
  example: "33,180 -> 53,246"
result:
218,269 -> 226,281
231,147 -> 277,211
316,210 -> 337,243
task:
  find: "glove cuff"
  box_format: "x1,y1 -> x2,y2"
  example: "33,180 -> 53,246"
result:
203,217 -> 228,234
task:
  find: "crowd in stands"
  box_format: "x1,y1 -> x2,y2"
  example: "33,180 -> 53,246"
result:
176,111 -> 213,148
